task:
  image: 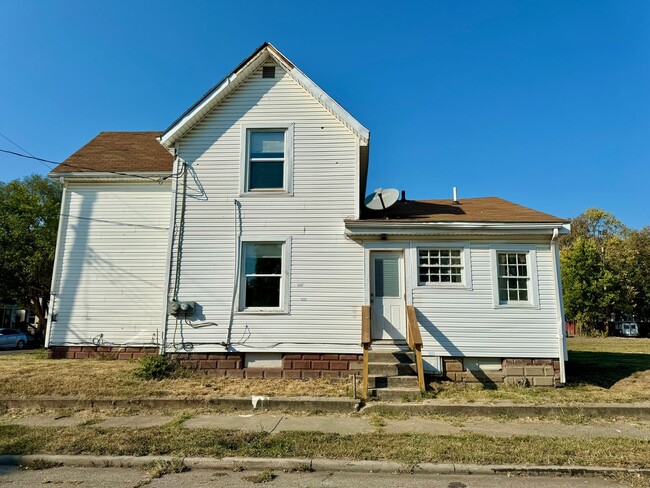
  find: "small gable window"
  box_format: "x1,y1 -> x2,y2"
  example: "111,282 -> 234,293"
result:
241,124 -> 294,194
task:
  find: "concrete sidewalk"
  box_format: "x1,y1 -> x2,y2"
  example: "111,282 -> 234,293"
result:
2,413 -> 649,439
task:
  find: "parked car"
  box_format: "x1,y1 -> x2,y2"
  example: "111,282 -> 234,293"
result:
611,321 -> 640,337
0,328 -> 32,349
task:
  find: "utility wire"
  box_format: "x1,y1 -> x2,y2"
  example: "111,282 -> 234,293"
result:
0,132 -> 52,171
0,147 -> 175,183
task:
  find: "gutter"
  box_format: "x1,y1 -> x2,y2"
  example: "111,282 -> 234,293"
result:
550,228 -> 568,383
345,221 -> 571,238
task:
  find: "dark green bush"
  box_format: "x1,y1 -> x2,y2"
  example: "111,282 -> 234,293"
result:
133,355 -> 178,380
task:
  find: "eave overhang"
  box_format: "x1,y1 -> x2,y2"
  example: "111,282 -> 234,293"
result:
48,171 -> 171,183
344,220 -> 571,238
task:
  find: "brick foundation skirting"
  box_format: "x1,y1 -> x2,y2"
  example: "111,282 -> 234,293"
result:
47,346 -> 158,360
47,347 -> 363,380
442,357 -> 562,387
168,353 -> 364,379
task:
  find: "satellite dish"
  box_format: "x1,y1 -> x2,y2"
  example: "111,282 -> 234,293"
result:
364,188 -> 399,211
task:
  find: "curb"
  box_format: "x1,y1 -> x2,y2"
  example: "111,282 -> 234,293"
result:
361,402 -> 650,419
0,454 -> 647,477
2,396 -> 650,418
0,396 -> 360,414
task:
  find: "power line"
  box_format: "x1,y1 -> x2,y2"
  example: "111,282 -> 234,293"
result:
0,132 -> 51,171
0,147 -> 174,183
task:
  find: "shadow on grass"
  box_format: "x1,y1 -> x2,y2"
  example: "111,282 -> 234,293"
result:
567,350 -> 650,388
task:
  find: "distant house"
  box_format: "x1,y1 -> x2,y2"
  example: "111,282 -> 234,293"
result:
46,43 -> 570,392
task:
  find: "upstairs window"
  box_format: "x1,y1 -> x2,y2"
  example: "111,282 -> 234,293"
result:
247,130 -> 286,191
496,252 -> 530,303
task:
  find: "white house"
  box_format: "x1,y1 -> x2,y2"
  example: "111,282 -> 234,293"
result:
46,43 -> 570,394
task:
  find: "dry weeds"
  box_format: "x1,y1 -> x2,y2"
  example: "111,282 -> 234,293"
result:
0,351 -> 351,399
431,337 -> 650,404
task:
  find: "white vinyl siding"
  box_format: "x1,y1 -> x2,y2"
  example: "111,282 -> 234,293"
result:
167,60 -> 364,354
410,240 -> 559,359
48,182 -> 171,347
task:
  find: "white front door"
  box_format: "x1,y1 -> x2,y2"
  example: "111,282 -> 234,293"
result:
370,251 -> 406,340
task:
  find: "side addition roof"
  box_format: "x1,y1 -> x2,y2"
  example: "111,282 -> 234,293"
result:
50,132 -> 174,175
356,197 -> 568,224
159,42 -> 370,148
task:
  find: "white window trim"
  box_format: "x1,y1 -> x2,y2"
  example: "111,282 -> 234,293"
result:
237,236 -> 292,314
490,245 -> 540,309
240,122 -> 294,196
411,242 -> 472,290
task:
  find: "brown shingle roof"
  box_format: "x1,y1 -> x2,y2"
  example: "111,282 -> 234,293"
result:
51,132 -> 173,174
356,197 -> 567,223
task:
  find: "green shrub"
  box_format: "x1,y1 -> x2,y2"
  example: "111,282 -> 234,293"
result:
133,355 -> 178,380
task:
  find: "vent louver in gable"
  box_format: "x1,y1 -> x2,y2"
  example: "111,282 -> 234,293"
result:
262,66 -> 276,78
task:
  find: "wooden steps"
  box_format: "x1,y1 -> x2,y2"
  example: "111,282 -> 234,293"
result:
366,349 -> 421,401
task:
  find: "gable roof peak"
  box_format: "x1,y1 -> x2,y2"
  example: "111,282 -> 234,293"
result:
160,43 -> 369,147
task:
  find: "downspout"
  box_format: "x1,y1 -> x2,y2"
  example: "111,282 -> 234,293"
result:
550,228 -> 567,384
160,149 -> 181,355
45,178 -> 68,349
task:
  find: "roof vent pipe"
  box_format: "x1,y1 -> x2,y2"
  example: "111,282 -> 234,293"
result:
401,190 -> 406,202
453,186 -> 460,205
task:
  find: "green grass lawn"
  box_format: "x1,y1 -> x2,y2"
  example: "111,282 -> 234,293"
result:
0,424 -> 648,468
0,338 -> 647,404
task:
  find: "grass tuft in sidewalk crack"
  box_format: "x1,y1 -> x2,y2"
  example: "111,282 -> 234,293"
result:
145,458 -> 189,478
244,469 -> 277,483
21,458 -> 62,470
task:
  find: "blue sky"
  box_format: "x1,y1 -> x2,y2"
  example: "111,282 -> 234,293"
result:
1,1 -> 648,228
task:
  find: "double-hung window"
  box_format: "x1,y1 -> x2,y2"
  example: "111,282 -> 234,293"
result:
496,252 -> 530,304
242,125 -> 293,194
240,242 -> 289,312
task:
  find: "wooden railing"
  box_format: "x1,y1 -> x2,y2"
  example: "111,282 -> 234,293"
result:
406,305 -> 426,393
361,305 -> 371,399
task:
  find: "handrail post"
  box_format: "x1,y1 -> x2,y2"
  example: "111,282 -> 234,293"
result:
361,305 -> 371,400
406,305 -> 426,394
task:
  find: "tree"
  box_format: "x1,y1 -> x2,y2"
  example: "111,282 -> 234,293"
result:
560,208 -> 650,332
560,236 -> 617,331
0,174 -> 62,338
559,208 -> 623,249
623,227 -> 650,322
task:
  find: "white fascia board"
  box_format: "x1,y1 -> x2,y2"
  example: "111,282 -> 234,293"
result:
160,50 -> 269,148
345,221 -> 571,237
159,73 -> 238,147
160,43 -> 370,147
49,172 -> 170,178
288,67 -> 370,143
